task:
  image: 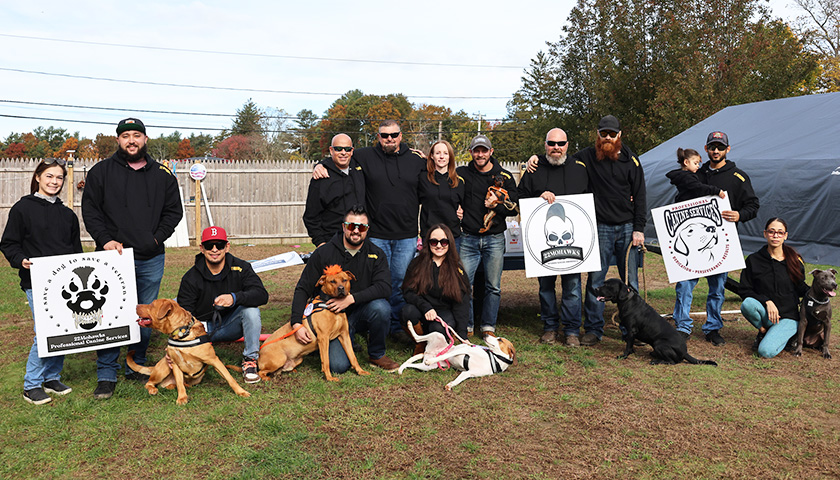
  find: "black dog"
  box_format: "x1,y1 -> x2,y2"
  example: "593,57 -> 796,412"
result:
595,278 -> 717,366
794,268 -> 836,359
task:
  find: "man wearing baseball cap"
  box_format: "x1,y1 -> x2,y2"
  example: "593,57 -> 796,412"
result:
672,131 -> 759,346
81,118 -> 183,399
176,226 -> 268,383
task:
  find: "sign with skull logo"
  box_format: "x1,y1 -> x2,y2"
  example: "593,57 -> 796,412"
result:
651,195 -> 745,283
520,194 -> 601,278
30,249 -> 140,357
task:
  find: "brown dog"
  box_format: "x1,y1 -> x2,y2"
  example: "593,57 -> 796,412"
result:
794,268 -> 836,359
257,265 -> 370,381
127,299 -> 251,405
479,176 -> 517,233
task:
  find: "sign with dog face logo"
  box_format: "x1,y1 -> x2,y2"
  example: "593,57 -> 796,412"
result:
30,249 -> 139,357
652,195 -> 745,283
520,194 -> 601,278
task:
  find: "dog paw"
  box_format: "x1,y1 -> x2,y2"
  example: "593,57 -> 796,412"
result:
327,377 -> 340,382
357,369 -> 371,376
824,351 -> 832,359
146,387 -> 159,395
176,397 -> 188,405
444,384 -> 453,391
793,351 -> 803,357
238,391 -> 251,398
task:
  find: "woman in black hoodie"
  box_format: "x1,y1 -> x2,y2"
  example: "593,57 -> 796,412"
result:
417,140 -> 464,248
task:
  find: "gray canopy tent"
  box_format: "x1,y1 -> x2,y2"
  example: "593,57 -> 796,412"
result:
640,92 -> 840,267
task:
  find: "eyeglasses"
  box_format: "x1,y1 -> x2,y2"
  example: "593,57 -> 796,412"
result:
599,131 -> 618,139
428,238 -> 450,247
707,144 -> 727,152
44,158 -> 67,166
546,140 -> 567,147
765,230 -> 787,237
331,146 -> 353,152
379,132 -> 401,139
202,240 -> 228,251
343,222 -> 369,233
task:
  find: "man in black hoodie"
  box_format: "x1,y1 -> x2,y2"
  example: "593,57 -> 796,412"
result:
673,131 -> 759,346
177,226 -> 268,383
82,118 -> 183,399
457,134 -> 518,339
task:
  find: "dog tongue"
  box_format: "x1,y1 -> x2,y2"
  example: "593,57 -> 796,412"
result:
827,290 -> 836,297
137,318 -> 152,327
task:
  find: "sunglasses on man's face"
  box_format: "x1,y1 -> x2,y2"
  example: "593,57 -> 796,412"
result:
331,146 -> 353,152
202,240 -> 227,251
545,140 -> 567,147
707,144 -> 727,152
379,132 -> 400,139
427,238 -> 449,247
599,131 -> 618,139
343,222 -> 369,233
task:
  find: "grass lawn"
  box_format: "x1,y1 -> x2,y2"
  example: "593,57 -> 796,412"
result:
1,243 -> 839,479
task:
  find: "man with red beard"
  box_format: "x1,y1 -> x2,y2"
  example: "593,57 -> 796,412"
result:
574,115 -> 646,346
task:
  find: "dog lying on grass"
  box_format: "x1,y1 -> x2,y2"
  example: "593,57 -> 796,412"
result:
595,278 -> 717,366
128,299 -> 251,405
794,268 -> 836,359
257,265 -> 370,381
398,320 -> 516,390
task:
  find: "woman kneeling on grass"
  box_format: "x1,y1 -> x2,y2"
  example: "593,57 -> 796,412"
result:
0,158 -> 83,404
738,217 -> 808,358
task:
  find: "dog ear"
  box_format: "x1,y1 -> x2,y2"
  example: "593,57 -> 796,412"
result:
158,300 -> 173,318
345,271 -> 356,281
829,268 -> 837,276
809,269 -> 821,277
316,275 -> 326,287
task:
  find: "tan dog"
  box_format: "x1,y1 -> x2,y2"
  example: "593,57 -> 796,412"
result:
257,265 -> 370,381
479,176 -> 518,233
127,299 -> 251,405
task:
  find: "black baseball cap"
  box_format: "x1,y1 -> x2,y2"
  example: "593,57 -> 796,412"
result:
706,131 -> 729,147
597,115 -> 621,132
116,118 -> 146,135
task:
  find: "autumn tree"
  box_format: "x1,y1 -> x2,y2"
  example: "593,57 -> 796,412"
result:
57,137 -> 79,159
212,135 -> 256,160
793,0 -> 840,91
94,134 -> 118,158
176,138 -> 195,159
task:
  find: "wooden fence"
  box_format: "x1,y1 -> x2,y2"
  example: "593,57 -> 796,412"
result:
0,157 -> 523,245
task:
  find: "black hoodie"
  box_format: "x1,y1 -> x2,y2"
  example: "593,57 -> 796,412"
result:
81,151 -> 183,260
666,169 -> 723,202
739,245 -> 808,320
304,156 -> 365,245
572,144 -> 646,231
351,143 -> 426,239
418,170 -> 464,238
696,160 -> 759,224
456,158 -> 518,236
1,194 -> 83,290
177,252 -> 268,323
517,155 -> 589,200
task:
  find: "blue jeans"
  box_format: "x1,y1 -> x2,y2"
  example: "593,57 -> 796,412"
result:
538,273 -> 583,337
327,299 -> 391,374
23,289 -> 66,390
369,237 -> 417,333
673,272 -> 726,335
460,232 -> 505,333
583,223 -> 640,339
97,253 -> 165,381
741,297 -> 798,358
205,306 -> 262,360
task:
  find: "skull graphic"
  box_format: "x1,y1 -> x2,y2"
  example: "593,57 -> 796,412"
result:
61,266 -> 109,330
544,203 -> 574,247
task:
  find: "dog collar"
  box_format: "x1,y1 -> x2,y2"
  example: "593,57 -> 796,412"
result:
807,294 -> 831,305
168,335 -> 212,348
170,318 -> 196,340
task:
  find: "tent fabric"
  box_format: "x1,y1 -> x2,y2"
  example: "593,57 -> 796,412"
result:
640,92 -> 840,266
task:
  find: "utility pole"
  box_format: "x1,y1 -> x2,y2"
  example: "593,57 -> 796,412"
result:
474,112 -> 484,134
438,121 -> 442,141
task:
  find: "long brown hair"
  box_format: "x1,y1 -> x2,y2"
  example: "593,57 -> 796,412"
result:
765,217 -> 804,284
403,224 -> 469,302
426,140 -> 459,187
30,159 -> 68,195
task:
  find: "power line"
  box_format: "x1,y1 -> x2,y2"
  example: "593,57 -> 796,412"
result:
0,67 -> 513,100
0,33 -> 524,70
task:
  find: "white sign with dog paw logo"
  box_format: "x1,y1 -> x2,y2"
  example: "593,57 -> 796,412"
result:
30,249 -> 140,357
520,194 -> 601,278
652,195 -> 745,283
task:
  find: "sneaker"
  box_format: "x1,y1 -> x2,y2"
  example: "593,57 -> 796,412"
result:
43,380 -> 72,395
705,330 -> 726,346
93,381 -> 116,400
539,331 -> 557,345
125,370 -> 150,383
23,388 -> 52,405
242,357 -> 260,384
369,355 -> 400,372
678,331 -> 690,342
565,335 -> 580,347
580,333 -> 600,346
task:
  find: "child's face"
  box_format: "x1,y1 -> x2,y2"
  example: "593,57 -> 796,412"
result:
684,155 -> 702,173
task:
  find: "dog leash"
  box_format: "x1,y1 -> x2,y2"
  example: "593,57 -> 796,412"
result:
609,244 -> 648,328
259,297 -> 328,350
431,316 -> 473,370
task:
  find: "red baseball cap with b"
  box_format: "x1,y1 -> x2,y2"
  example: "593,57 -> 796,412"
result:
201,226 -> 227,243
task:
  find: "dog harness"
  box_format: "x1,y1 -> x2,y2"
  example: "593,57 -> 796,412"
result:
166,317 -> 212,348
462,347 -> 513,374
259,297 -> 330,350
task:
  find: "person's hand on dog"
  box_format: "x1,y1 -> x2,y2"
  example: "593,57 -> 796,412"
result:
326,294 -> 354,313
540,191 -> 556,204
104,240 -> 123,254
766,300 -> 780,323
721,210 -> 740,222
485,191 -> 499,209
213,294 -> 234,308
424,309 -> 438,322
313,164 -> 329,179
632,231 -> 645,247
294,325 -> 312,344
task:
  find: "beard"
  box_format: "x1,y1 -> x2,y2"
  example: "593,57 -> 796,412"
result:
344,232 -> 364,248
382,143 -> 399,154
595,135 -> 622,162
546,153 -> 567,166
116,144 -> 148,163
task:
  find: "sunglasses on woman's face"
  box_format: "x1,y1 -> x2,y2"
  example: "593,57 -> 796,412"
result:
44,158 -> 67,166
428,238 -> 449,247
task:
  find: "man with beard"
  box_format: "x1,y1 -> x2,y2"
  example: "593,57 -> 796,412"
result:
517,128 -> 589,346
290,205 -> 399,372
458,134 -> 518,339
176,226 -> 268,383
313,121 -> 426,341
673,131 -> 759,346
575,115 -> 646,347
82,118 -> 183,399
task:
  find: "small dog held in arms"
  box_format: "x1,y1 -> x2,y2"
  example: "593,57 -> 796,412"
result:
794,268 -> 836,359
398,320 -> 516,390
479,176 -> 518,233
256,265 -> 370,381
595,278 -> 717,366
128,299 -> 251,405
